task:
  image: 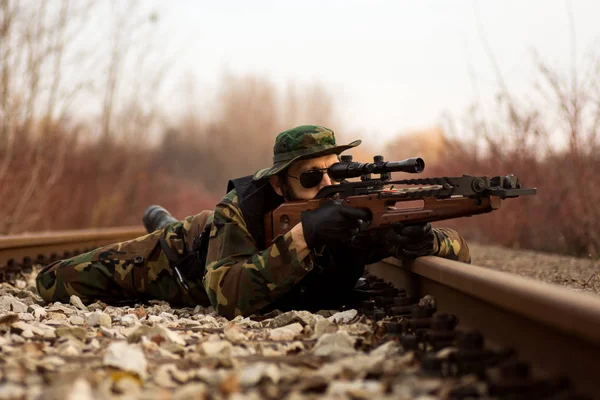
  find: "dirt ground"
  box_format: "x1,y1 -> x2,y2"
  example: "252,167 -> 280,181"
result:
468,243 -> 600,295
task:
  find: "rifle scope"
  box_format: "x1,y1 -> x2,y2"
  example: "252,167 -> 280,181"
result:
328,156 -> 424,180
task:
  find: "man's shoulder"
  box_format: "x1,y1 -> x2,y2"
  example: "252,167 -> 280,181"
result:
221,188 -> 239,205
211,188 -> 245,227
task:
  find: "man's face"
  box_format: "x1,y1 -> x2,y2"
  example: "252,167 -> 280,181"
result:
271,154 -> 340,200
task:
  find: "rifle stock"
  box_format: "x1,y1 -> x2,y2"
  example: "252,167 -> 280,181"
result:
264,195 -> 501,247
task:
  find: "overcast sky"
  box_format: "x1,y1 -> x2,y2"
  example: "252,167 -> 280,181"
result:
133,1 -> 600,142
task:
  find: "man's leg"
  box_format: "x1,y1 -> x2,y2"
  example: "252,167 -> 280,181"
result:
35,211 -> 213,306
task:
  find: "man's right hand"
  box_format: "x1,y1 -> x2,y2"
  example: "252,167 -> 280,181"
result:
301,201 -> 371,250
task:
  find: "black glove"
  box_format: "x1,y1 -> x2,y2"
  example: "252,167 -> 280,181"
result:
349,222 -> 435,261
394,223 -> 435,259
348,227 -> 404,264
301,201 -> 371,250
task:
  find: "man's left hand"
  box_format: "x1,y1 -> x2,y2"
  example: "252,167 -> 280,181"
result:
348,222 -> 435,262
393,223 -> 435,259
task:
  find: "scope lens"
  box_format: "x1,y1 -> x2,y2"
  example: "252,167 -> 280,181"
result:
414,158 -> 425,172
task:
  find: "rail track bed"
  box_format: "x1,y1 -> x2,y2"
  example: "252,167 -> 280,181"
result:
1,228 -> 600,399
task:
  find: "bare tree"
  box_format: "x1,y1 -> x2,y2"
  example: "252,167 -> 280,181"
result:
0,0 -> 170,233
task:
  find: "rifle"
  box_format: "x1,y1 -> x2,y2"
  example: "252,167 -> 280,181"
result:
263,155 -> 537,247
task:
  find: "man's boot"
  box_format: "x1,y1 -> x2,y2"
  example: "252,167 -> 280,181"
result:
142,205 -> 178,233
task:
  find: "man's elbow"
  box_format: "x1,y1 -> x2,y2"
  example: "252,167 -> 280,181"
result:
211,299 -> 253,320
203,276 -> 248,320
214,294 -> 258,319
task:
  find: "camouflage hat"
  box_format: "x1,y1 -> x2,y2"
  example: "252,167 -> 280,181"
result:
253,125 -> 361,180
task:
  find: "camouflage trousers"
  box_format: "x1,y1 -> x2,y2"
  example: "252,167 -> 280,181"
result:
36,211 -> 213,307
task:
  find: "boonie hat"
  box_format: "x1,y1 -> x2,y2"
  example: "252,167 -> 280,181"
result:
253,125 -> 361,180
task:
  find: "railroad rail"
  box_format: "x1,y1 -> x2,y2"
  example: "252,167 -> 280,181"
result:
1,228 -> 600,398
0,227 -> 145,281
367,257 -> 600,398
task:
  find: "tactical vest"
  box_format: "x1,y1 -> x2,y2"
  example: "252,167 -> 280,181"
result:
226,175 -> 283,250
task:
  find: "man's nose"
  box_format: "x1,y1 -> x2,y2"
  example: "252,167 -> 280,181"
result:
319,173 -> 332,189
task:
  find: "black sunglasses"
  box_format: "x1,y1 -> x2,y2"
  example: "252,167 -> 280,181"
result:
288,168 -> 336,188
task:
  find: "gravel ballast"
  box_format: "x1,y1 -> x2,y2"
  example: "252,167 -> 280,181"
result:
0,243 -> 598,398
470,243 -> 600,295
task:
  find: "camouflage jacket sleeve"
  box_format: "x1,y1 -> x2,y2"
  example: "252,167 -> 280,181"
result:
431,227 -> 471,263
202,189 -> 314,318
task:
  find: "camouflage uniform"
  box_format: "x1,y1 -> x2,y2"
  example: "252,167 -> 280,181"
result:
36,211 -> 213,307
36,125 -> 471,318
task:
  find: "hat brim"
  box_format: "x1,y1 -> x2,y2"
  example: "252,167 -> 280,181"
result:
252,140 -> 361,180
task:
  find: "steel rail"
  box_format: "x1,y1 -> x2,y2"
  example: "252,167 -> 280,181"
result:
368,256 -> 600,398
0,227 -> 146,271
